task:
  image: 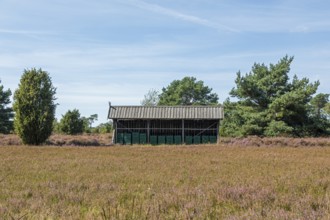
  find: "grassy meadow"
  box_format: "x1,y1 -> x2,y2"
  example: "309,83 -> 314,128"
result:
1,143 -> 330,219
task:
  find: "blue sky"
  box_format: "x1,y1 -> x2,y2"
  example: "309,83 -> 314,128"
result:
1,0 -> 330,124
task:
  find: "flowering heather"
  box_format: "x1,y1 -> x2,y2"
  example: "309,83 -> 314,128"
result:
1,134 -> 330,147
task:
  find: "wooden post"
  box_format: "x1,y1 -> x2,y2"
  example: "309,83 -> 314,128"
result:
147,120 -> 150,144
113,119 -> 117,144
217,120 -> 220,144
182,119 -> 185,144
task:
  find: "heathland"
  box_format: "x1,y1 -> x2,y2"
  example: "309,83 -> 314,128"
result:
1,136 -> 330,219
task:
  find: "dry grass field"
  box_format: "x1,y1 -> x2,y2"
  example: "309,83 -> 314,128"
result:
0,135 -> 330,219
1,142 -> 330,219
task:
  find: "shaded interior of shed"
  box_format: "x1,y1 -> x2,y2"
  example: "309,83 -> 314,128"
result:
114,119 -> 219,145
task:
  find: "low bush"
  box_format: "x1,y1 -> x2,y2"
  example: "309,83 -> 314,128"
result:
1,134 -> 330,147
0,134 -> 112,146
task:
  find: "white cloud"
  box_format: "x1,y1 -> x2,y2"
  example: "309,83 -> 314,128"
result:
125,0 -> 238,32
291,21 -> 330,33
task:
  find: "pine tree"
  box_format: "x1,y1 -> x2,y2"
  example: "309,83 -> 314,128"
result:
0,80 -> 14,133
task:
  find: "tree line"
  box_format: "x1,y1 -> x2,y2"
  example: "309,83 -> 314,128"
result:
1,56 -> 329,145
141,56 -> 330,137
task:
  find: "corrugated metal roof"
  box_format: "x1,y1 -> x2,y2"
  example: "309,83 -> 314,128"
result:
108,106 -> 224,119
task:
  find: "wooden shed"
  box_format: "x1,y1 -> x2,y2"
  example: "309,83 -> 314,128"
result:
108,105 -> 224,145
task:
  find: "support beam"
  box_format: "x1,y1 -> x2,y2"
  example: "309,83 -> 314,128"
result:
147,120 -> 150,144
216,120 -> 220,144
113,119 -> 117,144
182,119 -> 185,144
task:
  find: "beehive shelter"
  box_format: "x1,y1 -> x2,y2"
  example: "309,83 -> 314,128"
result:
108,105 -> 224,145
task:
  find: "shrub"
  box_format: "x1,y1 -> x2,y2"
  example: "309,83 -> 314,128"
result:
13,68 -> 56,145
59,109 -> 84,135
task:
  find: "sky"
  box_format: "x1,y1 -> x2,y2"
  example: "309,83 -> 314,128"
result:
1,0 -> 330,124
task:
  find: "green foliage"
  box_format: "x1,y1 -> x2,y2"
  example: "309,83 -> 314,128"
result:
88,114 -> 98,126
306,93 -> 330,136
93,122 -> 113,134
81,117 -> 90,133
310,93 -> 329,116
264,121 -> 293,137
52,118 -> 61,134
141,89 -> 159,106
158,76 -> 218,105
324,103 -> 330,115
59,109 -> 84,135
0,80 -> 14,133
221,56 -> 325,137
81,114 -> 98,133
13,68 -> 57,145
57,112 -> 107,134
